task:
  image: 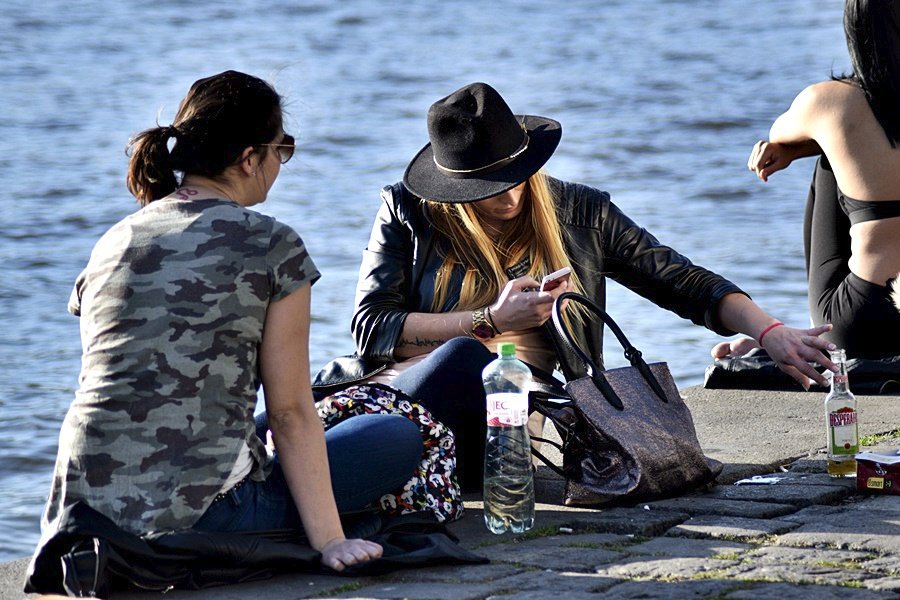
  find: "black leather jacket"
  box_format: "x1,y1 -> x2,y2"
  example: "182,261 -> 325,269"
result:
314,178 -> 745,388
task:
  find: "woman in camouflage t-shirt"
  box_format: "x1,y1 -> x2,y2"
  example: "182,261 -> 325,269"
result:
39,71 -> 423,573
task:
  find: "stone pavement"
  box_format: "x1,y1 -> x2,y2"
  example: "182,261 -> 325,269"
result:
7,385 -> 899,599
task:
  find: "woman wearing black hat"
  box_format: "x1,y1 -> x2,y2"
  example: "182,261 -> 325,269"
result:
323,82 -> 838,489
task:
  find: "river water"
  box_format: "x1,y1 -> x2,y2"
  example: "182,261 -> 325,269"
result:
0,0 -> 846,561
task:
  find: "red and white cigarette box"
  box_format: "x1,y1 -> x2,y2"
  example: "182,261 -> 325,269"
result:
856,452 -> 900,495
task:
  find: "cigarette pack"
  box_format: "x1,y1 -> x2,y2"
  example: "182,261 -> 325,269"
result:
856,452 -> 900,495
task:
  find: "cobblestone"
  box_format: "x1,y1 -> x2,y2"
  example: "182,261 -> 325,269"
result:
863,577 -> 900,594
723,581 -> 894,599
775,500 -> 900,555
533,506 -> 692,537
592,555 -> 741,579
741,545 -> 875,565
667,514 -> 801,541
477,533 -> 627,571
374,561 -> 522,584
721,561 -> 877,587
599,579 -> 741,599
646,496 -> 798,519
624,536 -> 751,558
704,481 -> 855,507
863,556 -> 900,575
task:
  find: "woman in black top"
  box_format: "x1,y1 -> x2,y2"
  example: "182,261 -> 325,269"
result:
744,0 -> 900,358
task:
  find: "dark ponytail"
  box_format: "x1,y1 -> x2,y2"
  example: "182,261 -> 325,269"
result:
126,71 -> 284,206
126,126 -> 180,206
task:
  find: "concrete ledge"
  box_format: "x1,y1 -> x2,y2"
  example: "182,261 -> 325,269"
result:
681,385 -> 897,484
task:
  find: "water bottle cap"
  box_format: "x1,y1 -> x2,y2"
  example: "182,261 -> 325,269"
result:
498,342 -> 516,357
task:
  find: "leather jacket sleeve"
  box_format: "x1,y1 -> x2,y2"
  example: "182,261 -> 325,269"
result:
552,180 -> 745,379
351,185 -> 415,361
599,197 -> 744,336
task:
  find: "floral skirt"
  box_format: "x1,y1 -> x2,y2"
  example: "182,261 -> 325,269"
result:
316,383 -> 464,522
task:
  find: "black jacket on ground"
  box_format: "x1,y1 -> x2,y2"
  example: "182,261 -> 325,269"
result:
24,502 -> 486,597
315,178 -> 745,389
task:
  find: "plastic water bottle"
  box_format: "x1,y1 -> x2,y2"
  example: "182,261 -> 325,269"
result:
482,342 -> 535,534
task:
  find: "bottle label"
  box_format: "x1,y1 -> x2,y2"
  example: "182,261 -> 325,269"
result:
486,392 -> 528,427
828,407 -> 859,455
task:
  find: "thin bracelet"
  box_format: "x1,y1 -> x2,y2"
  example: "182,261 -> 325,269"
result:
485,306 -> 502,334
757,321 -> 784,346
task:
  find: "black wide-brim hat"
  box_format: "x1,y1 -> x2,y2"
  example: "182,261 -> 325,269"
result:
403,82 -> 561,203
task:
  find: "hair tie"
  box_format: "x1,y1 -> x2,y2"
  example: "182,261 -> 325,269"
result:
163,125 -> 180,140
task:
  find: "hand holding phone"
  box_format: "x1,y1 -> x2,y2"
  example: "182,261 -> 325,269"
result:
540,267 -> 571,292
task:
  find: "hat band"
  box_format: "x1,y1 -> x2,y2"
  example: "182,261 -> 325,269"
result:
433,131 -> 530,178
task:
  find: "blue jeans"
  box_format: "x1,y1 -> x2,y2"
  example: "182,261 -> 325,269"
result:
390,337 -> 495,491
193,413 -> 422,532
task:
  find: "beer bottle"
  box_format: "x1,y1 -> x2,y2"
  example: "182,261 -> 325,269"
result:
825,349 -> 858,477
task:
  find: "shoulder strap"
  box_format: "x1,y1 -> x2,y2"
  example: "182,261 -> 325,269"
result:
529,442 -> 567,479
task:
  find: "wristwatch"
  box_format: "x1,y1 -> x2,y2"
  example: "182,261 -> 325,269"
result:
471,308 -> 497,340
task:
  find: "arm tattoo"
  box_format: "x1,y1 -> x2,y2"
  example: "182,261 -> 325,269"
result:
397,336 -> 446,349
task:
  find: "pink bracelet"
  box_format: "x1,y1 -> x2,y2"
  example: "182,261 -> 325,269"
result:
757,321 -> 784,346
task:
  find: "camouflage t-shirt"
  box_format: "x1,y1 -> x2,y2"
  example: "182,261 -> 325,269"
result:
43,198 -> 319,534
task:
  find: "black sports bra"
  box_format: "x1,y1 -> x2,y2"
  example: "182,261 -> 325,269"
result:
838,190 -> 900,226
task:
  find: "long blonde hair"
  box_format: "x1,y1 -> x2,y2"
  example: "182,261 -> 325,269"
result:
428,171 -> 583,312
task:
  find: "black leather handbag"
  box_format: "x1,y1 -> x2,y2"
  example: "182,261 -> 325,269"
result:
530,292 -> 722,506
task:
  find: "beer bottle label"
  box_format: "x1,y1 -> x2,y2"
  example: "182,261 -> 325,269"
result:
829,407 -> 859,455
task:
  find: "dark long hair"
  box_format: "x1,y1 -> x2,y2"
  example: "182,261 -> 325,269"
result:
126,70 -> 283,206
840,0 -> 900,147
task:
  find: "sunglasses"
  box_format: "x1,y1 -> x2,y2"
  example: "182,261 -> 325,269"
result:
261,133 -> 295,164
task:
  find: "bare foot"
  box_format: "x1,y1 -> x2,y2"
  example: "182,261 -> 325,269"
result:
711,337 -> 760,359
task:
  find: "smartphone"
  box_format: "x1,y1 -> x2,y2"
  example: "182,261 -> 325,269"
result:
540,267 -> 571,292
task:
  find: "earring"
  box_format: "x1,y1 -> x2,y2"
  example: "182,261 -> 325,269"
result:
251,170 -> 257,176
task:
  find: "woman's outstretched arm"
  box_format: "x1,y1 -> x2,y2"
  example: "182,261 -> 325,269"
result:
714,292 -> 837,389
260,284 -> 382,571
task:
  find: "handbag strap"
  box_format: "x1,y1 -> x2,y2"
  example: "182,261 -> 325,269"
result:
530,398 -> 596,479
528,378 -> 569,402
551,291 -> 669,408
529,440 -> 568,479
